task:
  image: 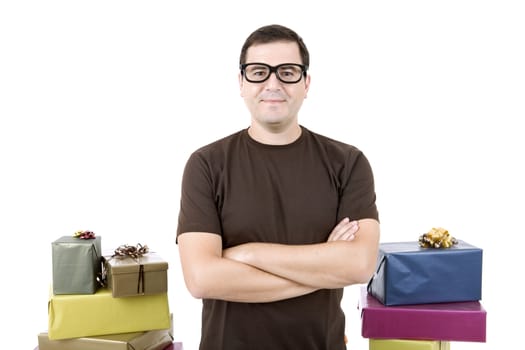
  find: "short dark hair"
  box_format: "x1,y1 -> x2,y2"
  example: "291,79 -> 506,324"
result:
239,24 -> 310,69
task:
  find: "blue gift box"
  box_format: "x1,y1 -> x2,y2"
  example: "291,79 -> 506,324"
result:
367,240 -> 482,306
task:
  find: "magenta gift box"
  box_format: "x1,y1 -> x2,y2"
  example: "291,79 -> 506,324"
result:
359,287 -> 486,342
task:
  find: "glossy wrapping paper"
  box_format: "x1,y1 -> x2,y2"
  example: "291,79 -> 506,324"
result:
369,339 -> 450,350
51,236 -> 102,294
104,252 -> 168,297
48,287 -> 170,340
359,287 -> 487,342
367,240 -> 482,305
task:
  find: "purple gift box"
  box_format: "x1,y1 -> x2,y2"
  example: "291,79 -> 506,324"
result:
359,287 -> 486,342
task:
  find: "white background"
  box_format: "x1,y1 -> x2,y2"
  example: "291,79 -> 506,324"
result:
1,1 -> 523,349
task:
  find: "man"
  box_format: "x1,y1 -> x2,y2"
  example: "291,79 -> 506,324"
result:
177,24 -> 380,349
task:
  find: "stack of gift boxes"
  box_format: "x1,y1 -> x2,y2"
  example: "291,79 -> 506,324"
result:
359,238 -> 487,350
35,232 -> 183,350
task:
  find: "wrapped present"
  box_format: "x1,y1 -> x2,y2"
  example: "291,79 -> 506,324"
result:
37,328 -> 173,350
367,240 -> 482,305
104,248 -> 168,297
52,235 -> 102,294
48,287 -> 170,340
369,339 -> 450,350
40,313 -> 174,349
34,344 -> 182,350
34,342 -> 184,350
359,287 -> 487,342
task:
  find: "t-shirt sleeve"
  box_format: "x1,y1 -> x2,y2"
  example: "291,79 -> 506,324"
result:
176,151 -> 222,241
338,150 -> 379,222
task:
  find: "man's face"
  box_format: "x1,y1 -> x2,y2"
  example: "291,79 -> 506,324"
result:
239,41 -> 310,130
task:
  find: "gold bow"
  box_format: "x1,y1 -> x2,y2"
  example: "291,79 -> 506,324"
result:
419,227 -> 458,248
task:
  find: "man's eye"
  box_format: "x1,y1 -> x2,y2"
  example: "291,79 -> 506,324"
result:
279,67 -> 301,77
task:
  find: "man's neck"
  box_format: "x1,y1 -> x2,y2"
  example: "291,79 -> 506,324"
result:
248,123 -> 302,145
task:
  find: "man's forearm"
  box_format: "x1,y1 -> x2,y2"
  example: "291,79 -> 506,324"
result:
223,219 -> 380,289
224,241 -> 357,288
194,256 -> 318,302
178,232 -> 317,303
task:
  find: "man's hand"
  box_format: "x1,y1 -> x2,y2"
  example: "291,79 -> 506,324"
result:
327,217 -> 359,242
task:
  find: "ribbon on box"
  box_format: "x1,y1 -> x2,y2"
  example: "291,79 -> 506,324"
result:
113,243 -> 149,259
73,230 -> 104,288
113,243 -> 149,294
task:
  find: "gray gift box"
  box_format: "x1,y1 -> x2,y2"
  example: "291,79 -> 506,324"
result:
52,236 -> 102,294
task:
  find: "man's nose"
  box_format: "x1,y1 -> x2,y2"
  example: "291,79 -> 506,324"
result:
264,71 -> 282,88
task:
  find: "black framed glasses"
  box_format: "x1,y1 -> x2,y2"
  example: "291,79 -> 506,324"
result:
240,63 -> 308,84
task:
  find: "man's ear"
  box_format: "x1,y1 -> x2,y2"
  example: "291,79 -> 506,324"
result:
238,72 -> 244,97
304,74 -> 311,98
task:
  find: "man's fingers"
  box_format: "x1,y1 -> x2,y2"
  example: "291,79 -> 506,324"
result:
332,217 -> 350,232
342,232 -> 356,241
328,219 -> 359,241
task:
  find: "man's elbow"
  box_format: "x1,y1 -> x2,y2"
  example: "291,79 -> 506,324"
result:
342,249 -> 378,286
185,281 -> 207,299
352,258 -> 376,284
337,262 -> 374,287
182,269 -> 215,299
351,219 -> 380,284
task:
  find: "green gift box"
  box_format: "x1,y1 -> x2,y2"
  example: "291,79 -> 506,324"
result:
52,236 -> 102,294
104,252 -> 168,297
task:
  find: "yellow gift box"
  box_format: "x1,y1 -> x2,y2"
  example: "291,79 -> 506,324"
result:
369,339 -> 450,350
48,287 -> 170,340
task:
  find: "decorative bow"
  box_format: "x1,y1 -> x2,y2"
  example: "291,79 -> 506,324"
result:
112,243 -> 149,258
74,230 -> 96,239
419,227 -> 458,248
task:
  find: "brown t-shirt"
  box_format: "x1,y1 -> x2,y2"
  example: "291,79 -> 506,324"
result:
177,126 -> 379,350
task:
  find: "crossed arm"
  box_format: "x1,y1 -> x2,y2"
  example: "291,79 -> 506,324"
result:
177,218 -> 380,303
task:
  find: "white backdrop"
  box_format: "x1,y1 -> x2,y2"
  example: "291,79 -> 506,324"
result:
1,1 -> 524,349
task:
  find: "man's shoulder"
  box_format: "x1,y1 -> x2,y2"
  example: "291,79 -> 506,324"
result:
194,129 -> 246,155
303,126 -> 362,154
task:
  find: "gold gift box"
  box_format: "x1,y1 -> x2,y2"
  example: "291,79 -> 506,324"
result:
104,252 -> 168,297
369,339 -> 450,350
38,328 -> 173,350
48,287 -> 170,340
